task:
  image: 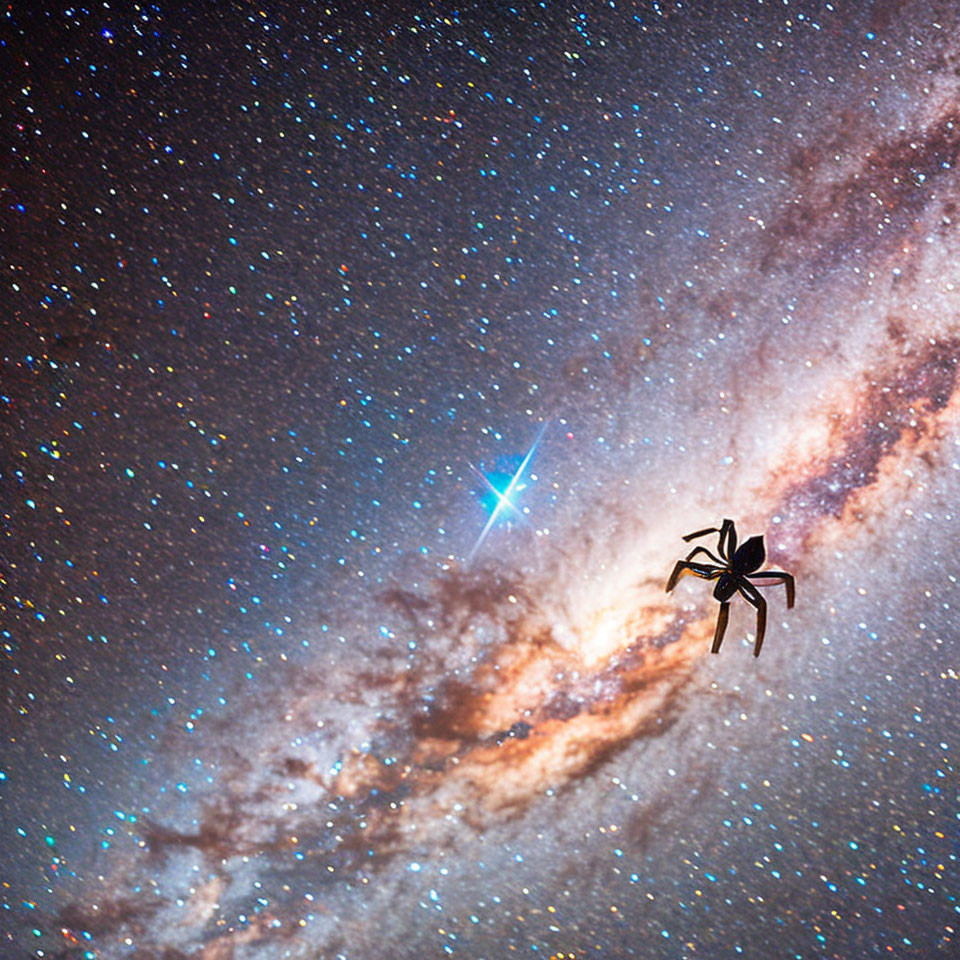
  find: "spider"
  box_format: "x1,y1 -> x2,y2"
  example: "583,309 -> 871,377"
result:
665,518 -> 795,657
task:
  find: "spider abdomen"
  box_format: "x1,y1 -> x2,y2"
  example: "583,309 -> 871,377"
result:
713,573 -> 739,603
731,535 -> 765,574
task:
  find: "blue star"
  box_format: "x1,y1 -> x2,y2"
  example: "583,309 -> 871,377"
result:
468,422 -> 547,563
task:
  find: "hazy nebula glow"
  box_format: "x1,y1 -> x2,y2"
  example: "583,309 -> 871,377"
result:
3,2 -> 960,958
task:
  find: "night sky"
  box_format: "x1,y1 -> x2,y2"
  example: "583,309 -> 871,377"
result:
3,1 -> 960,957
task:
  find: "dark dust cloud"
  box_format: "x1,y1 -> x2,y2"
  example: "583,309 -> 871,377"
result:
3,1 -> 960,957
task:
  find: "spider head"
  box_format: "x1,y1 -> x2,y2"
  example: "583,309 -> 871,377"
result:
713,572 -> 738,602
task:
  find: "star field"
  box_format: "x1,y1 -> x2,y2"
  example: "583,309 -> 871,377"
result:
3,1 -> 960,958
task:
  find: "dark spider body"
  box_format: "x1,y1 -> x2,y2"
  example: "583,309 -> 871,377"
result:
712,572 -> 739,603
665,520 -> 795,657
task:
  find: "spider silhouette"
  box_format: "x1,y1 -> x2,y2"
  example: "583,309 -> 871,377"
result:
665,518 -> 795,657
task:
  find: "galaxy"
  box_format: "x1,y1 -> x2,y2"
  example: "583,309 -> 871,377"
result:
3,1 -> 960,957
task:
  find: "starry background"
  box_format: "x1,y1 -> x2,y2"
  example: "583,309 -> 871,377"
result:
3,0 -> 960,957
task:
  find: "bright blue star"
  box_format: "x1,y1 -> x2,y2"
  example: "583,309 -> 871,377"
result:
468,422 -> 547,564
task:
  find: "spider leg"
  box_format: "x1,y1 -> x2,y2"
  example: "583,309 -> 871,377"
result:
738,580 -> 767,657
746,570 -> 795,608
665,560 -> 721,593
685,545 -> 723,564
711,601 -> 730,654
682,525 -> 721,543
682,520 -> 737,561
718,518 -> 736,562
